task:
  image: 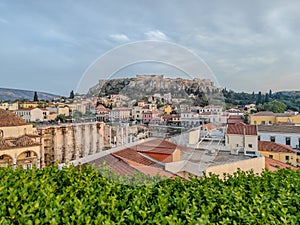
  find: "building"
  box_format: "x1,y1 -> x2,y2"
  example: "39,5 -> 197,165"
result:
132,106 -> 145,121
0,102 -> 19,110
226,122 -> 258,153
135,139 -> 181,163
95,104 -> 110,122
227,115 -> 244,125
258,125 -> 300,149
19,102 -> 39,109
13,108 -> 50,122
199,111 -> 228,125
165,148 -> 265,179
250,111 -> 300,125
109,108 -> 131,122
180,111 -> 202,127
0,109 -> 41,168
142,111 -> 161,124
203,105 -> 223,113
250,111 -> 276,125
46,106 -> 70,117
64,138 -> 179,178
258,141 -> 297,166
265,157 -> 298,171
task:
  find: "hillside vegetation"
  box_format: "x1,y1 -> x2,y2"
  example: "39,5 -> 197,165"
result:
0,165 -> 299,224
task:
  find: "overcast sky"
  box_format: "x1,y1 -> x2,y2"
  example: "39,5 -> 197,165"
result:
1,0 -> 300,95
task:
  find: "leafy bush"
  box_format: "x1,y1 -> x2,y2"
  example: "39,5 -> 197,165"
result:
0,165 -> 299,224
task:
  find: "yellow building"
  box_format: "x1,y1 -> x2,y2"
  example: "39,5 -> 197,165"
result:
250,111 -> 276,125
258,141 -> 297,166
19,102 -> 39,109
251,111 -> 300,125
0,109 -> 41,168
164,105 -> 172,115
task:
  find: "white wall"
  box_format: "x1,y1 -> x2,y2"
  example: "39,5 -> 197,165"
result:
259,132 -> 300,149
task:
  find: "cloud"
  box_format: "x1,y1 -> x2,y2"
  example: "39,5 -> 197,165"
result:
145,30 -> 169,41
0,17 -> 8,24
109,34 -> 130,42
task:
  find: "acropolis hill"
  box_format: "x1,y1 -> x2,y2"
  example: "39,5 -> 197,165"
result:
88,75 -> 222,98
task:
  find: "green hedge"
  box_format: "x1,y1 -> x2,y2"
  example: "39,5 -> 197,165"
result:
0,165 -> 299,224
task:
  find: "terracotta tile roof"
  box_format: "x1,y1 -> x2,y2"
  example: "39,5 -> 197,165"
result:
136,139 -> 178,155
85,152 -> 175,178
86,154 -> 140,176
258,125 -> 300,134
258,141 -> 296,153
0,109 -> 27,127
203,123 -> 216,131
227,115 -> 243,125
265,157 -> 298,171
251,111 -> 275,117
113,148 -> 157,166
227,122 -> 257,135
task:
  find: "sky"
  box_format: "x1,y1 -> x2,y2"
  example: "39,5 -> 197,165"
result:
0,0 -> 300,96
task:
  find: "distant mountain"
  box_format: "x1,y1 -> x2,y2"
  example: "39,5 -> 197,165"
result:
0,88 -> 60,101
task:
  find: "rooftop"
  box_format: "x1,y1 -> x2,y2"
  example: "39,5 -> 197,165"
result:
258,125 -> 300,134
251,111 -> 275,117
265,157 -> 298,171
227,122 -> 257,135
258,141 -> 296,154
0,109 -> 27,127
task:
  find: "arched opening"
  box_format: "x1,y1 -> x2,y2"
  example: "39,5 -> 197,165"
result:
0,154 -> 13,167
16,150 -> 38,169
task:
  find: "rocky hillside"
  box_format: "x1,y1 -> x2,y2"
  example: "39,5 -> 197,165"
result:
0,88 -> 59,101
88,75 -> 222,99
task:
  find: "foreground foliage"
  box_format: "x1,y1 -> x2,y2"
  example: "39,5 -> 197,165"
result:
0,165 -> 299,224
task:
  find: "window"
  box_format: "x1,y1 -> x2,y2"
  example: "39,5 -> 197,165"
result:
258,136 -> 261,141
270,136 -> 275,142
254,121 -> 257,125
285,155 -> 289,161
269,155 -> 273,159
0,155 -> 3,160
261,121 -> 266,125
269,121 -> 272,125
26,151 -> 31,157
286,137 -> 291,146
248,144 -> 253,148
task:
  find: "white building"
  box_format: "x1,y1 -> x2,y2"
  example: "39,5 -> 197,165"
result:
226,122 -> 258,153
13,108 -> 49,122
109,108 -> 131,122
258,125 -> 300,150
180,111 -> 202,127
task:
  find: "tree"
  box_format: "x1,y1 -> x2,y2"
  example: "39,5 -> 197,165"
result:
256,91 -> 262,105
264,100 -> 286,113
269,89 -> 272,98
264,93 -> 269,103
33,91 -> 39,101
69,90 -> 75,99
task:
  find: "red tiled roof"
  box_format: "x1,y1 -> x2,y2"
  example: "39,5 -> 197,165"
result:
135,139 -> 178,155
227,122 -> 257,135
0,109 -> 27,126
251,111 -> 275,116
113,148 -> 156,166
258,141 -> 296,153
265,157 -> 298,171
86,154 -> 140,176
227,115 -> 243,125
